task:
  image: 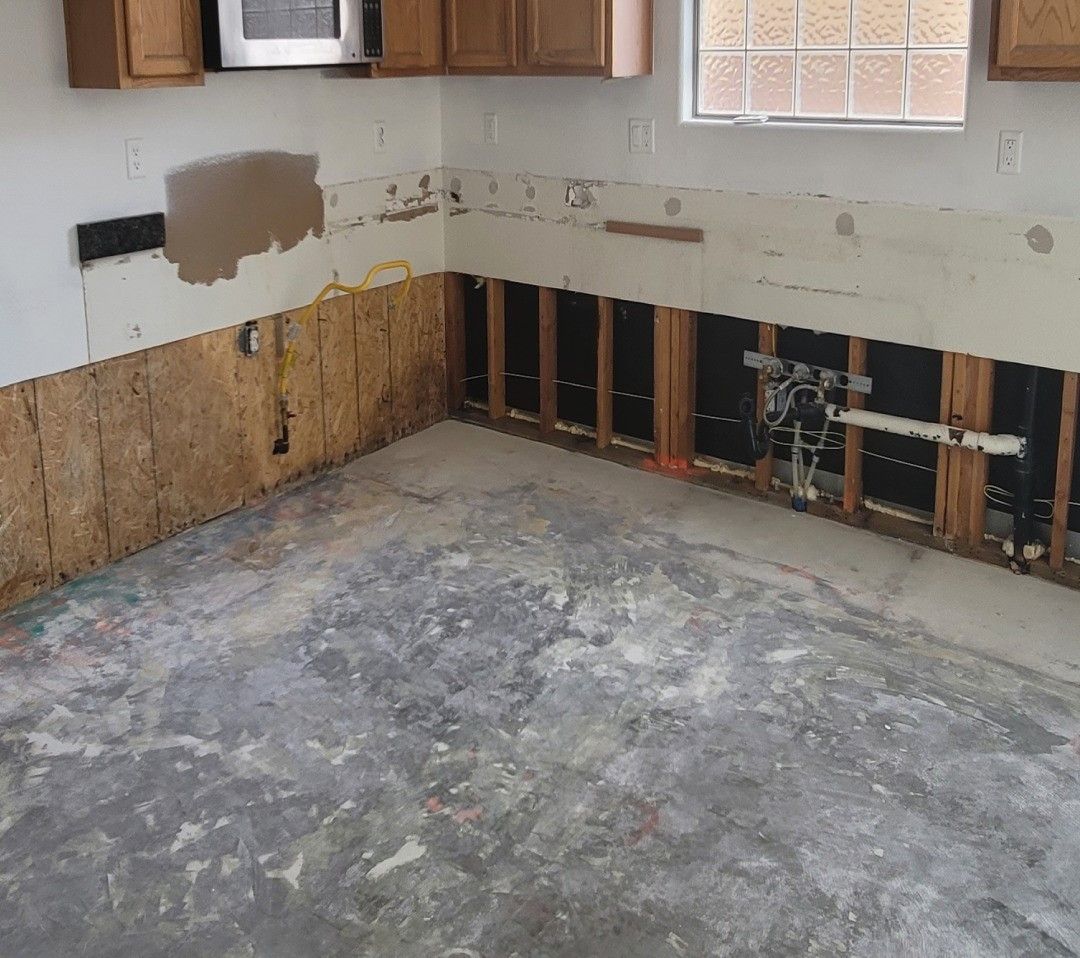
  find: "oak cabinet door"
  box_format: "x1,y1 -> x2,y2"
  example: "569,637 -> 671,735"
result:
125,0 -> 201,77
525,0 -> 606,68
382,0 -> 445,71
446,0 -> 518,68
998,0 -> 1080,68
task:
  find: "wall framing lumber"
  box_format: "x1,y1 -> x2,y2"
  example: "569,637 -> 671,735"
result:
1051,371 -> 1080,571
755,323 -> 777,493
843,337 -> 868,514
487,279 -> 507,420
389,273 -> 447,440
35,367 -> 110,583
671,309 -> 697,466
653,307 -> 673,465
444,272 -> 467,414
95,353 -> 160,559
934,352 -> 955,539
0,383 -> 52,608
965,357 -> 996,546
539,287 -> 558,434
356,287 -> 394,454
597,297 -> 614,449
319,294 -> 362,465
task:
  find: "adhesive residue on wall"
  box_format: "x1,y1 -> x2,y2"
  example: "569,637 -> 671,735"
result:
164,152 -> 325,285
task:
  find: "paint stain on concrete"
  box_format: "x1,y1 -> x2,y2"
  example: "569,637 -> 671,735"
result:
836,212 -> 855,237
1025,225 -> 1054,254
489,180 -> 500,196
164,152 -> 324,285
665,198 -> 682,217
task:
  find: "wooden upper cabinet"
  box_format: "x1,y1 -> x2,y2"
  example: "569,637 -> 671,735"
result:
446,0 -> 519,68
64,0 -> 204,89
997,0 -> 1080,68
525,0 -> 606,68
376,0 -> 446,74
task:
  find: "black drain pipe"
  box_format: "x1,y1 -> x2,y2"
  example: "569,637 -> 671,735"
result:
1011,366 -> 1040,574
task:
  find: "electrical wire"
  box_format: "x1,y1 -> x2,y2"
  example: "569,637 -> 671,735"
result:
984,484 -> 1056,521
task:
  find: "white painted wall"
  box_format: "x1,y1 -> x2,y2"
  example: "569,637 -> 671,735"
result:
0,0 -> 442,387
441,0 -> 1080,218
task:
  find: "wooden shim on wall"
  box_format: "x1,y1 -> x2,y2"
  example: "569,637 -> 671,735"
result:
319,294 -> 362,465
605,221 -> 705,244
596,297 -> 614,449
444,272 -> 467,414
487,278 -> 507,420
671,309 -> 697,466
843,337 -> 868,514
934,352 -> 955,539
389,273 -> 447,441
35,367 -> 110,583
356,286 -> 394,454
654,306 -> 673,465
539,287 -> 557,434
755,323 -> 777,493
95,353 -> 160,559
148,329 -> 245,535
237,310 -> 326,500
1051,371 -> 1080,571
0,383 -> 52,608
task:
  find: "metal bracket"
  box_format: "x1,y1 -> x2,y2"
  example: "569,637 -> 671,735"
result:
743,350 -> 873,395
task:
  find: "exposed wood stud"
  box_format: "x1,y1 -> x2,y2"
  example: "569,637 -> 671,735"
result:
843,337 -> 868,514
444,272 -> 467,413
671,309 -> 697,466
653,306 -> 673,465
539,286 -> 558,434
755,323 -> 777,493
944,353 -> 970,544
596,297 -> 614,449
487,278 -> 507,420
966,357 -> 996,546
934,352 -> 955,539
1051,371 -> 1080,571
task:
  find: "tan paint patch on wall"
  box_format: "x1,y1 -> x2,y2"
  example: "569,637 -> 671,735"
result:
165,152 -> 325,285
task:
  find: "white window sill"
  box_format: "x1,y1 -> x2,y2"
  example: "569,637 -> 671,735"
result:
679,115 -> 966,133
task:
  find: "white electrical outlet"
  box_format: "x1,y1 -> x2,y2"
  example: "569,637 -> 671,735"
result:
483,113 -> 499,145
125,138 -> 145,180
373,121 -> 387,154
629,118 -> 654,155
998,130 -> 1022,174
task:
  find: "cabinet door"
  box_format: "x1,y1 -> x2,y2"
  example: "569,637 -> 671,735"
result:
525,0 -> 605,68
382,0 -> 445,71
998,0 -> 1080,68
125,0 -> 201,77
446,0 -> 518,68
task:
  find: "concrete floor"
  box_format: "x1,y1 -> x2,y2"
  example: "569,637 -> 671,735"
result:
1,421 -> 1079,957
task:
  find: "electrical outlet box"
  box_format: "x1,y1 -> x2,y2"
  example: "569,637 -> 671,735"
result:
629,118 -> 654,155
373,121 -> 387,154
483,113 -> 499,145
125,138 -> 145,180
998,130 -> 1022,175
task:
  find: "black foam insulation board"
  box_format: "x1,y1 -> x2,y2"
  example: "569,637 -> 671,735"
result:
862,341 -> 941,514
776,326 -> 849,479
504,282 -> 540,414
988,363 -> 1062,524
556,291 -> 598,429
463,278 -> 489,403
77,213 -> 165,263
695,313 -> 759,466
612,301 -> 655,443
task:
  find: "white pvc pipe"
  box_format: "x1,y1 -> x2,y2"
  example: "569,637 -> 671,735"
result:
824,404 -> 1025,457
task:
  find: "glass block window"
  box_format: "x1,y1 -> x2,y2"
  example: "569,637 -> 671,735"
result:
696,0 -> 970,124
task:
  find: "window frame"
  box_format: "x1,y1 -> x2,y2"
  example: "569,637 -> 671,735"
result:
684,0 -> 973,130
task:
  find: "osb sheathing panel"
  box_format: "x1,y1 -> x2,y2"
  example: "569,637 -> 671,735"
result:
236,311 -> 326,500
147,330 -> 245,535
95,353 -> 161,560
318,295 -> 362,465
389,273 -> 447,440
0,384 -> 52,607
35,368 -> 110,583
355,287 -> 394,453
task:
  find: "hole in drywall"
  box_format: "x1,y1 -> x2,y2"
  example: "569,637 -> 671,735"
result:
695,313 -> 759,466
505,283 -> 540,414
164,151 -> 324,285
613,301 -> 655,444
863,341 -> 942,515
464,279 -> 488,404
556,291 -> 598,429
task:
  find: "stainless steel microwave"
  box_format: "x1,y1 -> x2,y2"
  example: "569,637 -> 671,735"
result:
201,0 -> 383,69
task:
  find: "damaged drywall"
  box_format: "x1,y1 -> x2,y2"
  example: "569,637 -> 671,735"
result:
165,152 -> 325,285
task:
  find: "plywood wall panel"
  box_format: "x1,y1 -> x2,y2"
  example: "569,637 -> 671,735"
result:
35,368 -> 110,583
95,353 -> 160,559
147,329 -> 245,534
389,273 -> 447,440
0,384 -> 52,607
356,287 -> 394,453
318,295 -> 362,465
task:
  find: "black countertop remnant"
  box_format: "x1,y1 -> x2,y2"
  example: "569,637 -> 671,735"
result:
77,213 -> 165,263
